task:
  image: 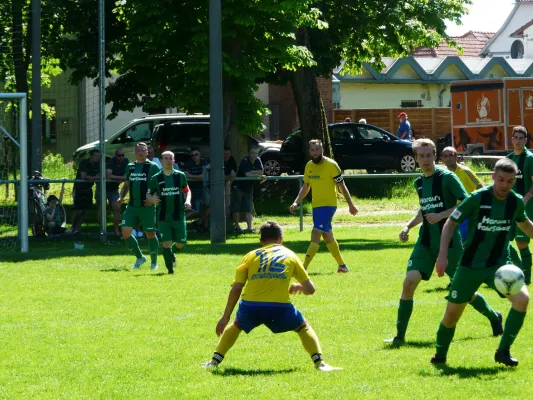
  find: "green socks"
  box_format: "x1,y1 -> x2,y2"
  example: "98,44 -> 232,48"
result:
125,235 -> 143,259
470,292 -> 498,321
435,323 -> 456,358
519,247 -> 531,285
163,247 -> 173,271
396,299 -> 414,338
498,308 -> 526,351
148,236 -> 159,265
509,245 -> 522,268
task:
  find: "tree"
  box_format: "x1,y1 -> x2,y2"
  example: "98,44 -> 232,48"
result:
268,0 -> 472,154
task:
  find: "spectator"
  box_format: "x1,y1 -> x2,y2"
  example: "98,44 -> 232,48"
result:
106,148 -> 129,236
183,146 -> 209,219
397,112 -> 411,140
148,146 -> 162,168
196,163 -> 211,232
224,146 -> 237,217
44,183 -> 70,237
231,147 -> 264,233
358,118 -> 367,124
71,149 -> 100,234
344,117 -> 351,122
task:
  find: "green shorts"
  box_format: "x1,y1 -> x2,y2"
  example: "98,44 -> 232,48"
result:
448,265 -> 501,304
121,205 -> 157,232
159,220 -> 187,244
407,245 -> 462,281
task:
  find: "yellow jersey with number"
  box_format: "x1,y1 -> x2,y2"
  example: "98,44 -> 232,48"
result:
303,157 -> 343,208
234,244 -> 309,303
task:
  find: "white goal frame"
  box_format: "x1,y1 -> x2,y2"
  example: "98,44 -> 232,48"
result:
0,93 -> 28,252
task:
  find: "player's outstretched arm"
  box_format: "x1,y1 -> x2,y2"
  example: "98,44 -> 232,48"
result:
517,218 -> 533,239
216,283 -> 244,336
436,219 -> 457,277
290,182 -> 311,213
399,209 -> 422,242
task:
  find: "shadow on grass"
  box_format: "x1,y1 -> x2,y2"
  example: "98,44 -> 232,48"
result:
212,367 -> 297,376
3,235 -> 405,262
424,286 -> 450,294
430,364 -> 504,378
308,271 -> 336,277
384,340 -> 434,350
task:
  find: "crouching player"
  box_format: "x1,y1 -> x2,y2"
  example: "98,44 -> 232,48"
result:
432,158 -> 533,366
147,151 -> 191,274
203,221 -> 341,371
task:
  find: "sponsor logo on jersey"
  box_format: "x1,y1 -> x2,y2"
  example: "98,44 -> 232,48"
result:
477,215 -> 511,232
420,195 -> 443,211
451,209 -> 462,219
130,172 -> 148,182
479,205 -> 492,209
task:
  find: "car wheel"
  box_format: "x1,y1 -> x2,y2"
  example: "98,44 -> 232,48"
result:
398,153 -> 416,173
263,157 -> 282,176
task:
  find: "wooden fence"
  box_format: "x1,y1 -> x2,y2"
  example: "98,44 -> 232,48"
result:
332,108 -> 452,142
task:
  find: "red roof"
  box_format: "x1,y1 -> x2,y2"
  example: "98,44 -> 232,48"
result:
510,19 -> 533,37
412,31 -> 495,58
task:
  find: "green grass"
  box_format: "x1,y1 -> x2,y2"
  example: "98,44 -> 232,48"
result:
1,226 -> 533,399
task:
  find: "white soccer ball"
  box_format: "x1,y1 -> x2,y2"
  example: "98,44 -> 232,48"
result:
494,264 -> 525,296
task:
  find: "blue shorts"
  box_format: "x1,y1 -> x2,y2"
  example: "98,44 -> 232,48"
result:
312,206 -> 336,233
235,300 -> 305,334
458,218 -> 469,243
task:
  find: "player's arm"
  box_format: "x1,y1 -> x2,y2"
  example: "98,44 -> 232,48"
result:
118,181 -> 129,205
466,169 -> 483,190
518,219 -> 533,238
436,218 -> 457,277
336,178 -> 358,216
216,282 -> 245,336
399,209 -> 423,242
425,205 -> 459,225
289,279 -> 316,295
183,185 -> 192,210
290,182 -> 311,213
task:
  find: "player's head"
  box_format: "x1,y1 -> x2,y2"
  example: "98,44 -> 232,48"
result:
161,151 -> 175,168
147,146 -> 155,160
492,158 -> 517,200
259,220 -> 283,245
309,139 -> 324,164
440,146 -> 458,169
412,139 -> 436,173
512,126 -> 527,152
136,142 -> 148,161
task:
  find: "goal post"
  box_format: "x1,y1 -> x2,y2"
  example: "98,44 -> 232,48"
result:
0,93 -> 28,253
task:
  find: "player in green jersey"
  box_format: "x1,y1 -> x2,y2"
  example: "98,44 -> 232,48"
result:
433,158 -> 533,367
147,151 -> 191,274
118,142 -> 161,270
385,139 -> 502,345
506,126 -> 533,284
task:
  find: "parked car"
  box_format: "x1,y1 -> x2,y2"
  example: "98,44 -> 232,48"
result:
260,122 -> 416,176
72,114 -> 210,165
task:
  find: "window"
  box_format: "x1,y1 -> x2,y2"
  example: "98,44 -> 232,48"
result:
331,126 -> 355,140
400,100 -> 423,108
511,40 -> 524,59
122,122 -> 152,142
365,128 -> 385,140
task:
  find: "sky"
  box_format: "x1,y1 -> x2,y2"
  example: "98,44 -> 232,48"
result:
445,0 -> 515,36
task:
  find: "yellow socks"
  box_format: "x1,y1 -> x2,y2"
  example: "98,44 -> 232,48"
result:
214,323 -> 241,357
326,240 -> 345,266
297,325 -> 323,365
303,242 -> 320,269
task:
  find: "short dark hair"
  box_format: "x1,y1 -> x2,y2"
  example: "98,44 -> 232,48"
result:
89,149 -> 100,156
189,146 -> 200,153
224,146 -> 231,151
260,220 -> 283,242
494,158 -> 518,174
47,195 -> 59,205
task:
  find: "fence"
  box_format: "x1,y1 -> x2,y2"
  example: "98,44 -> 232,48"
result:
332,108 -> 451,143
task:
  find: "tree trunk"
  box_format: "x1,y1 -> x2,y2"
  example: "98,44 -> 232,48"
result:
289,27 -> 332,158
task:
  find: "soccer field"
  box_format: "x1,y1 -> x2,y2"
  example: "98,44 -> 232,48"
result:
1,226 -> 531,399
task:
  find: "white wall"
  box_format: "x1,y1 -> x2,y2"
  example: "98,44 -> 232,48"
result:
486,3 -> 533,57
525,25 -> 533,58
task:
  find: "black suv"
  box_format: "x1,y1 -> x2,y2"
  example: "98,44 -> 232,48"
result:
260,122 -> 416,175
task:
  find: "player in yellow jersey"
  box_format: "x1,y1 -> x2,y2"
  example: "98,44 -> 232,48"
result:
202,221 -> 341,371
440,146 -> 483,243
290,139 -> 358,272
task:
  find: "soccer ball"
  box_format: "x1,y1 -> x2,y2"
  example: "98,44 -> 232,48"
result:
494,264 -> 525,296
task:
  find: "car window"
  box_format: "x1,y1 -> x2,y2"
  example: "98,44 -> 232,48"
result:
359,127 -> 385,140
331,126 -> 356,140
118,121 -> 152,143
160,123 -> 210,146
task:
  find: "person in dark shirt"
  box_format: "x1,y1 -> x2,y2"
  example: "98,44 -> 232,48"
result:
71,149 -> 100,234
231,147 -> 264,232
183,147 -> 209,218
224,146 -> 237,217
106,148 -> 129,236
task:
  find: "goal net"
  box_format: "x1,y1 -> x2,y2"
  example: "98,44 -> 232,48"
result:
0,94 -> 28,252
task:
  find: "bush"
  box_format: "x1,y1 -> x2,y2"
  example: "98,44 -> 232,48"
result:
42,153 -> 76,180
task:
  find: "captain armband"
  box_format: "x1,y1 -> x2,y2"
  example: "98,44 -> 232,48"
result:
333,174 -> 344,184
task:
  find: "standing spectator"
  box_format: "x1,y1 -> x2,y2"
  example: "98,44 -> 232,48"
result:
106,148 -> 129,236
71,149 -> 100,234
231,147 -> 264,233
148,146 -> 162,168
358,118 -> 367,124
344,117 -> 351,122
224,146 -> 237,217
183,147 -> 209,219
397,112 -> 411,140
